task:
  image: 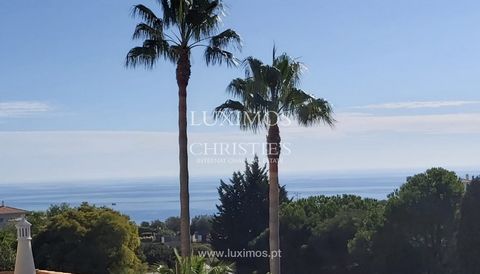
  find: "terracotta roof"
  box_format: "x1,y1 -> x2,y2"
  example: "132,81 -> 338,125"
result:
0,205 -> 28,215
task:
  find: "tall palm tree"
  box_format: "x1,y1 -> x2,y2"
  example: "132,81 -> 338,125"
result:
126,0 -> 241,257
214,49 -> 334,274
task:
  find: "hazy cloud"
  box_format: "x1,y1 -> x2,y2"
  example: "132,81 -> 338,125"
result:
0,131 -> 259,183
0,101 -> 52,118
2,113 -> 480,184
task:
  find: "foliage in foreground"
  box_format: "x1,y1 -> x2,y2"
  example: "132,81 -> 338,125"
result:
0,227 -> 16,271
157,250 -> 235,274
141,242 -> 175,268
32,203 -> 147,274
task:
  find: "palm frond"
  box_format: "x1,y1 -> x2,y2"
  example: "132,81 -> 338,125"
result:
125,46 -> 157,68
242,57 -> 270,96
226,78 -> 247,98
216,50 -> 335,136
204,47 -> 238,67
190,14 -> 221,40
226,78 -> 270,111
283,88 -> 335,126
214,100 -> 265,132
207,261 -> 235,274
209,29 -> 241,50
188,0 -> 224,40
243,57 -> 263,79
126,39 -> 175,68
274,53 -> 304,89
263,65 -> 281,92
201,0 -> 223,14
193,0 -> 223,23
214,100 -> 246,116
132,23 -> 164,40
131,4 -> 163,29
159,0 -> 179,26
247,92 -> 272,112
157,247 -> 235,274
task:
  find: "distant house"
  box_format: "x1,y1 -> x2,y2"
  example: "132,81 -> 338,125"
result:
461,175 -> 475,191
192,231 -> 207,243
461,178 -> 472,190
0,201 -> 27,229
139,231 -> 156,242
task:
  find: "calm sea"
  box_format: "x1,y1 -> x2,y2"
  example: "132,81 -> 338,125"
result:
0,175 -> 406,223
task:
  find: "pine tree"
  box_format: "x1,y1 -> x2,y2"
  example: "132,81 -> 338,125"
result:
211,156 -> 288,273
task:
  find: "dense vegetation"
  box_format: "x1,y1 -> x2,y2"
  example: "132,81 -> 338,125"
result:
279,195 -> 384,274
3,167 -> 480,274
209,167 -> 474,274
457,176 -> 480,274
32,203 -> 146,274
367,168 -> 463,274
0,227 -> 16,271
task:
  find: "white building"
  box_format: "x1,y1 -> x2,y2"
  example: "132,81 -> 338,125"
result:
0,201 -> 27,229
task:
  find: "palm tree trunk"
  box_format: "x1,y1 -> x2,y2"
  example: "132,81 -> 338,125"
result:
267,123 -> 281,274
176,51 -> 191,257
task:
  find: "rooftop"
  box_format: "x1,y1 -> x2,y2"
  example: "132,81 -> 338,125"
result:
0,201 -> 28,215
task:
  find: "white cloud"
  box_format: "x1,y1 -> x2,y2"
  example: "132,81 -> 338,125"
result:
353,100 -> 480,110
0,101 -> 52,118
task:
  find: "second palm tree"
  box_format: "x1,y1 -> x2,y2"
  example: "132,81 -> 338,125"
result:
215,49 -> 334,274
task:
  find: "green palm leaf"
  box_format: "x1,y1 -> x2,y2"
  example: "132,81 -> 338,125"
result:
215,48 -> 334,130
132,4 -> 163,28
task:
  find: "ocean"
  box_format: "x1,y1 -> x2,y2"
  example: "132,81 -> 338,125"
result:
0,175 -> 406,223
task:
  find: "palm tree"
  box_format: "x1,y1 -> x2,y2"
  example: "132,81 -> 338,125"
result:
126,0 -> 241,257
214,49 -> 334,274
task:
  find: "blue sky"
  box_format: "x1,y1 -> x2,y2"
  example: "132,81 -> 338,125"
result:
1,0 -> 480,183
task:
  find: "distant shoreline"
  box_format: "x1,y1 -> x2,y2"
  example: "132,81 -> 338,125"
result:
1,169 -> 477,223
1,166 -> 477,186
